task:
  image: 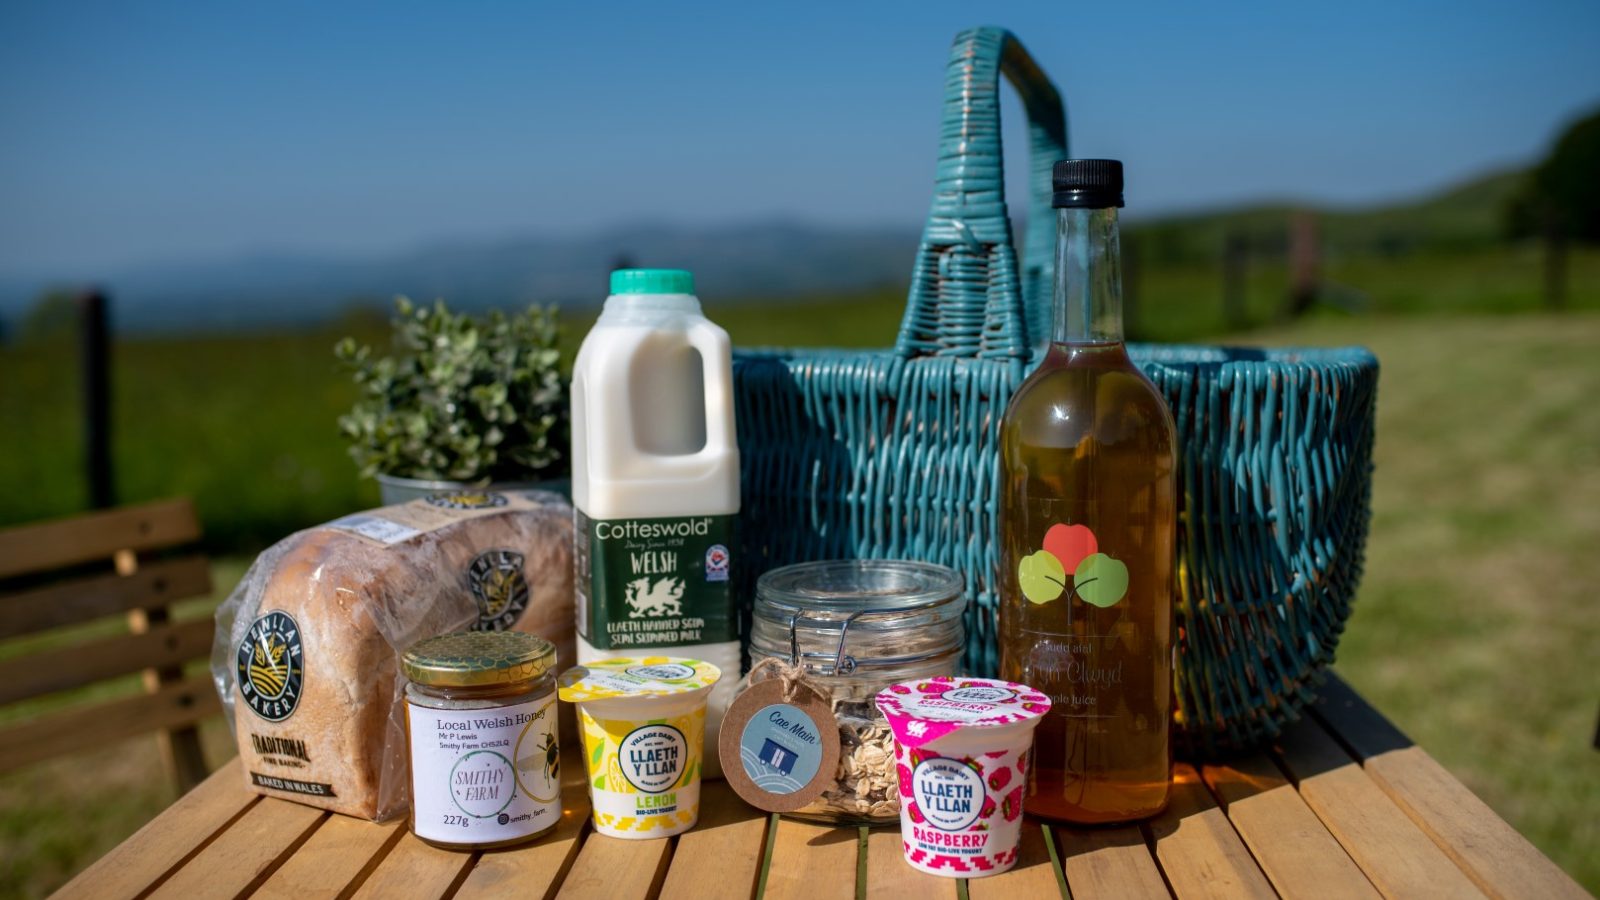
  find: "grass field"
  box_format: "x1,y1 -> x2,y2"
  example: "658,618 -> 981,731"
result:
2,253 -> 1598,896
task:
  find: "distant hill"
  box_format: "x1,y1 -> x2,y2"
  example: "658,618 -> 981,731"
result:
1123,168 -> 1524,264
0,220 -> 920,334
0,168 -> 1526,334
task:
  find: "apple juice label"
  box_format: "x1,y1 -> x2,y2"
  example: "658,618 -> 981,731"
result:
575,511 -> 736,650
1009,505 -> 1134,718
407,693 -> 560,844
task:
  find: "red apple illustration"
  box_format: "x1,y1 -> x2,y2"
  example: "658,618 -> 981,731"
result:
1043,523 -> 1097,572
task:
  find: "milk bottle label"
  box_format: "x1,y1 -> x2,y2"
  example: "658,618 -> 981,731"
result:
576,512 -> 736,650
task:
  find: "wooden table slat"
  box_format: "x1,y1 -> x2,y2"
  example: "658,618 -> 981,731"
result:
1274,715 -> 1488,899
658,780 -> 770,900
553,831 -> 673,899
52,758 -> 255,900
253,817 -> 404,900
760,817 -> 860,900
145,797 -> 326,900
1315,679 -> 1591,900
349,831 -> 477,900
966,820 -> 1067,900
862,827 -> 960,899
1203,751 -> 1382,900
454,804 -> 589,900
1146,764 -> 1276,900
1056,823 -> 1171,899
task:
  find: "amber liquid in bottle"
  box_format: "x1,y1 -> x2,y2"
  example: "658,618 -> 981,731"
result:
998,182 -> 1176,823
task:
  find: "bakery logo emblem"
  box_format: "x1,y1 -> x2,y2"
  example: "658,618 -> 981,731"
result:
425,490 -> 508,510
468,549 -> 529,631
238,611 -> 305,722
704,544 -> 730,582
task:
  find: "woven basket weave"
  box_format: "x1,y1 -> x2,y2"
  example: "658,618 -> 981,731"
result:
731,27 -> 1378,753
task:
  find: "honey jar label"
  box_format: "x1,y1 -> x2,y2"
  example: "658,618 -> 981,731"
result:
407,692 -> 560,844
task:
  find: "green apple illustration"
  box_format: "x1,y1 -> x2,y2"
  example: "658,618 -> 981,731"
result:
1073,553 -> 1129,608
1017,551 -> 1066,604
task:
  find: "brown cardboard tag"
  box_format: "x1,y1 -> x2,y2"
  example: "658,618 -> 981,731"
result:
718,662 -> 840,813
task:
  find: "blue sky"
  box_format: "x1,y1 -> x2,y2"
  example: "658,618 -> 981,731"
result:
1,1 -> 1596,277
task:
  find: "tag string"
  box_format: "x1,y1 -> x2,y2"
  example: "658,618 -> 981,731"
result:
748,656 -> 828,706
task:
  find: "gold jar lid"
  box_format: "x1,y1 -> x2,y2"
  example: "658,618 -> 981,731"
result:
402,631 -> 556,688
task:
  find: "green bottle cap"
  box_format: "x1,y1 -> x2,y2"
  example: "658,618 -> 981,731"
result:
610,268 -> 695,296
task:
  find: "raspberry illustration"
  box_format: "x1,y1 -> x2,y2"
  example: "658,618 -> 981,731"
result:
1002,787 -> 1024,822
988,766 -> 1012,791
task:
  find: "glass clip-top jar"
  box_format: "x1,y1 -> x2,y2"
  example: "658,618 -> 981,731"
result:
747,560 -> 966,825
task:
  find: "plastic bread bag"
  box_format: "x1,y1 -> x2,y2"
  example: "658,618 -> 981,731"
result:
211,489 -> 576,820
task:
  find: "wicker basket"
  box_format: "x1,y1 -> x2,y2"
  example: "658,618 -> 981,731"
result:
731,27 -> 1378,753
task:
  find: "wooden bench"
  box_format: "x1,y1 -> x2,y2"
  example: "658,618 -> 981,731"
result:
0,498 -> 218,793
50,674 -> 1589,899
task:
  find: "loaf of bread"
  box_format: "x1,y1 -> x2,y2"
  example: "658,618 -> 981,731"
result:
213,489 -> 575,820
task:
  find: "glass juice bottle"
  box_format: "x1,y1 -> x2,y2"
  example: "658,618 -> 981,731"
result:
998,159 -> 1176,823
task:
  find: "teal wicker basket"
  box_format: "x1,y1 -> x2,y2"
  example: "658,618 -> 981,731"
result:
731,27 -> 1378,753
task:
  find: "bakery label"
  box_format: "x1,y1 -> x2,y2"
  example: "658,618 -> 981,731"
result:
575,512 -> 736,650
237,611 -> 305,722
426,490 -> 509,510
468,549 -> 529,631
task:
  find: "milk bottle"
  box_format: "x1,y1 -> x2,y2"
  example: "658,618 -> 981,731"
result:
571,269 -> 740,775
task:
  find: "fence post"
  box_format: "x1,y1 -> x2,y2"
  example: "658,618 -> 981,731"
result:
1223,231 -> 1249,331
1286,211 -> 1321,318
77,290 -> 114,509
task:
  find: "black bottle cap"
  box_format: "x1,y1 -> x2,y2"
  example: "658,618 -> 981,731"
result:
1052,159 -> 1124,209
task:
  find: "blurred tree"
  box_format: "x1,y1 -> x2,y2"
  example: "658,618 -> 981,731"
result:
19,290 -> 79,344
1505,108 -> 1600,309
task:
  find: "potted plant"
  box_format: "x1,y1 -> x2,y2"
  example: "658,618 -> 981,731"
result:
336,297 -> 570,505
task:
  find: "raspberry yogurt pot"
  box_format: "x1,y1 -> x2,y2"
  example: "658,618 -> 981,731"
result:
875,676 -> 1051,878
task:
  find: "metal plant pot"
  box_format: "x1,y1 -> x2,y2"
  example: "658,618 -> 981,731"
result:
375,473 -> 571,506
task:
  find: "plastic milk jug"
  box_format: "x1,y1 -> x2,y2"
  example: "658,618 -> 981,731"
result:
571,268 -> 740,776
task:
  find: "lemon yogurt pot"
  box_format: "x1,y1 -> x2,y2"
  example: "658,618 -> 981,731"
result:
557,656 -> 721,838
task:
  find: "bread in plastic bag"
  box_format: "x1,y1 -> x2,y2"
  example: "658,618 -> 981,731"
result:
211,489 -> 574,820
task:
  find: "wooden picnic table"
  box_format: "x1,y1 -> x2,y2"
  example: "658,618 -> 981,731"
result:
53,675 -> 1587,900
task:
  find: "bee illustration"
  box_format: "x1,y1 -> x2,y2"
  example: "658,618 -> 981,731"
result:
539,732 -> 560,785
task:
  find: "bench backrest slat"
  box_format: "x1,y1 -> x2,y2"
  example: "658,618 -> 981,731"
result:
0,554 -> 213,640
0,617 -> 218,705
0,673 -> 220,772
0,498 -> 201,580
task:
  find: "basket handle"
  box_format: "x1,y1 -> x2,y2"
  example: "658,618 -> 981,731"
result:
893,27 -> 1068,363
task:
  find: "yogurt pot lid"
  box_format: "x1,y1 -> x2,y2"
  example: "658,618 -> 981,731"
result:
875,676 -> 1051,748
557,656 -> 721,702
